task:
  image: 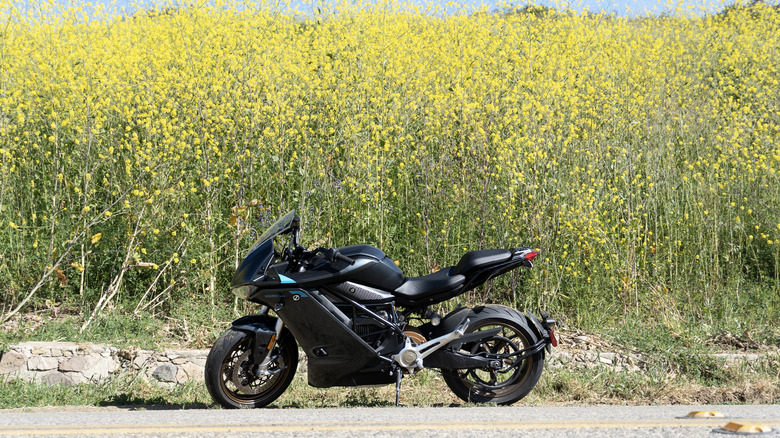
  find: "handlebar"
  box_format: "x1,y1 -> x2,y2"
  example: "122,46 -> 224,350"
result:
277,224 -> 356,269
308,247 -> 355,266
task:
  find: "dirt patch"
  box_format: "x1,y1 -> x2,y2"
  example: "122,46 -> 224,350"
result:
557,330 -> 614,350
0,313 -> 45,334
554,329 -> 639,354
706,330 -> 767,351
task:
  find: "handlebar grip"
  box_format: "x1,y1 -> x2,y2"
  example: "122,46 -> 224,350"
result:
334,251 -> 356,265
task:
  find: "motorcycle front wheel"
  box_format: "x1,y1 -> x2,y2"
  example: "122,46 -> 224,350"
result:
204,327 -> 298,408
441,305 -> 544,405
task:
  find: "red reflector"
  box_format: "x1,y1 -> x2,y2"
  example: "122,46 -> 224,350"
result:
549,329 -> 558,347
525,250 -> 539,261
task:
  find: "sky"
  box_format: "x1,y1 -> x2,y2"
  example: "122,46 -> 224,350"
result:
10,0 -> 750,18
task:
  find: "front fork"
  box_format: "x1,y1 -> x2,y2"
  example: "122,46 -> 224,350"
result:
233,306 -> 284,365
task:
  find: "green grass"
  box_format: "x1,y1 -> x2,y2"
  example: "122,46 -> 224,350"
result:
0,373 -> 212,410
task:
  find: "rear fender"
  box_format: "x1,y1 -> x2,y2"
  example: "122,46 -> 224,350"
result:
427,305 -> 547,353
426,306 -> 470,338
526,311 -> 557,352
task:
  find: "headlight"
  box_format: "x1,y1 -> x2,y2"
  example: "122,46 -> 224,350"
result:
233,285 -> 256,299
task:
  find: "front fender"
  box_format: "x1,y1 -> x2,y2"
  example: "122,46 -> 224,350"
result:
232,314 -> 278,337
231,314 -> 286,363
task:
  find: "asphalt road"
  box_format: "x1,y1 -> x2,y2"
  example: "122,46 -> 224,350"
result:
0,405 -> 779,437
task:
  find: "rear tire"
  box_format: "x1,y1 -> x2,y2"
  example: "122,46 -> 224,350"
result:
205,328 -> 298,408
441,305 -> 544,405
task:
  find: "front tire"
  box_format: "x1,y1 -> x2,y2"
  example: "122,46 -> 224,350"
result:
205,328 -> 298,408
441,305 -> 544,405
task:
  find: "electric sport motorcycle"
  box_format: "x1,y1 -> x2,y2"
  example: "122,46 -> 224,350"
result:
205,211 -> 557,408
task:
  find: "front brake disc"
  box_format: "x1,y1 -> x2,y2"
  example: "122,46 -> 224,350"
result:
231,350 -> 264,394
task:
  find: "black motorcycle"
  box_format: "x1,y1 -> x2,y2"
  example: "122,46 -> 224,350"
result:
205,211 -> 557,408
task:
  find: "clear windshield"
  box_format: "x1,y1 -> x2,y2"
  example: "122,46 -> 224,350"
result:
253,211 -> 295,249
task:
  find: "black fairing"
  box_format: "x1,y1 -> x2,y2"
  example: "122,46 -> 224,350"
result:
238,245 -> 403,294
338,245 -> 404,290
254,287 -> 381,388
232,239 -> 274,287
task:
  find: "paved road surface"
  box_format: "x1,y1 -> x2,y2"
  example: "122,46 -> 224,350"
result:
0,405 -> 778,437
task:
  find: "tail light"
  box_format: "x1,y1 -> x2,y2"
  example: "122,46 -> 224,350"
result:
524,250 -> 539,261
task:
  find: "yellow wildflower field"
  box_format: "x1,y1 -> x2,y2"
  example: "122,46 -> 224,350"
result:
0,0 -> 778,326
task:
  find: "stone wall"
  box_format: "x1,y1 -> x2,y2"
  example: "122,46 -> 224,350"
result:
0,342 -> 208,387
0,341 -> 776,387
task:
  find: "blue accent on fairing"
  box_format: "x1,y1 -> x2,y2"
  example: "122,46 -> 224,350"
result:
278,274 -> 296,284
290,291 -> 308,298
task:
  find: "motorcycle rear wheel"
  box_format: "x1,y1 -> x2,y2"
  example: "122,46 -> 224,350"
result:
205,328 -> 298,408
441,305 -> 544,405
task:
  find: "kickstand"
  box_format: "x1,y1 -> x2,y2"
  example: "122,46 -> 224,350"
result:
394,367 -> 403,406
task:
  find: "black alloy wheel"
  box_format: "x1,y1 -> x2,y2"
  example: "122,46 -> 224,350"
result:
205,328 -> 298,408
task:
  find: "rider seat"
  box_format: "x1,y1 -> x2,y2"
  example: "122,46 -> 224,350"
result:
393,268 -> 465,303
450,249 -> 512,276
392,249 -> 513,305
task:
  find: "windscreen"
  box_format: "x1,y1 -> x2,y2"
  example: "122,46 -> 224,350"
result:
252,211 -> 295,250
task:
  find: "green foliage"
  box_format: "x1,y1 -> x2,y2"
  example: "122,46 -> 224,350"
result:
0,0 -> 779,336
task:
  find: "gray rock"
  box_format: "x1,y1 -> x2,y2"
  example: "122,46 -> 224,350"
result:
59,356 -> 90,372
24,341 -> 75,350
152,363 -> 177,382
170,349 -> 210,358
0,350 -> 27,374
77,343 -> 107,354
600,352 -> 616,362
83,357 -> 116,381
133,353 -> 152,369
189,357 -> 207,367
27,356 -> 59,371
43,371 -> 77,386
176,362 -> 203,383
